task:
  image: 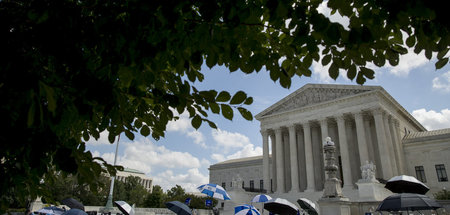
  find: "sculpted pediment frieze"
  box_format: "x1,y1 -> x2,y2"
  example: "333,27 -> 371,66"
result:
262,87 -> 372,117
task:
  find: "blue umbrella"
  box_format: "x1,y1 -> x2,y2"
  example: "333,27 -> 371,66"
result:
235,204 -> 260,215
252,194 -> 272,203
197,183 -> 231,200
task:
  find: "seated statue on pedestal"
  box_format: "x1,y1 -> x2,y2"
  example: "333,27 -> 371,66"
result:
360,160 -> 378,183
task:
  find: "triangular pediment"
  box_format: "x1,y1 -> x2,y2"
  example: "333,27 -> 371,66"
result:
256,84 -> 380,118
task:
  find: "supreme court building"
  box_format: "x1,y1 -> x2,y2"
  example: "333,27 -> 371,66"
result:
209,84 -> 450,204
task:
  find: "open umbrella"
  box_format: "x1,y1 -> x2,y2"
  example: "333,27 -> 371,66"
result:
297,198 -> 318,215
62,209 -> 87,215
235,204 -> 260,215
37,206 -> 65,215
376,193 -> 442,212
264,198 -> 299,215
197,183 -> 231,200
114,201 -> 135,215
252,194 -> 272,203
385,175 -> 429,194
165,201 -> 192,215
61,198 -> 85,211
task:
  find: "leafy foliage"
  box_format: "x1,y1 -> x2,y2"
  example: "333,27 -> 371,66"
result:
434,189 -> 450,200
0,0 -> 448,211
41,171 -> 109,207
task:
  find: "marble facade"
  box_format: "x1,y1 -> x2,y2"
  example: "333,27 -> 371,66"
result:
209,84 -> 450,212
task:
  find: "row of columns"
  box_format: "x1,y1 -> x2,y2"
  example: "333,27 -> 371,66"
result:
261,108 -> 404,193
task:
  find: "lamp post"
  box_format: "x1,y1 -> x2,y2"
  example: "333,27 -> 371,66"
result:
321,137 -> 344,198
105,135 -> 121,211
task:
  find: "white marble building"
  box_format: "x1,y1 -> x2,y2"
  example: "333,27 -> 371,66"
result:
209,84 -> 450,211
116,168 -> 153,192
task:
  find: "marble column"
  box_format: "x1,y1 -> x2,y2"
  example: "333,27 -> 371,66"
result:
383,113 -> 398,175
354,112 -> 370,166
303,122 -> 315,192
320,119 -> 329,180
302,122 -> 316,192
275,128 -> 285,193
261,130 -> 270,192
336,115 -> 353,189
270,133 -> 276,192
373,108 -> 393,179
392,119 -> 406,174
289,124 -> 300,192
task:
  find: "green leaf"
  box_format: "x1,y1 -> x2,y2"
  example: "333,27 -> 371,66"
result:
406,35 -> 416,47
360,67 -> 375,79
191,115 -> 202,129
244,97 -> 253,105
83,132 -> 90,142
238,107 -> 253,121
140,125 -> 150,136
125,130 -> 135,140
347,64 -> 356,80
216,91 -> 231,102
435,58 -> 449,70
206,119 -> 217,129
230,91 -> 247,105
210,103 -> 220,114
437,48 -> 449,60
108,133 -> 116,143
329,62 -> 339,80
221,104 -> 233,120
322,54 -> 332,66
39,82 -> 57,113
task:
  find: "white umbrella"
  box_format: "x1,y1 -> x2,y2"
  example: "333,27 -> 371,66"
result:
297,198 -> 318,215
264,198 -> 299,215
385,175 -> 429,194
114,201 -> 134,215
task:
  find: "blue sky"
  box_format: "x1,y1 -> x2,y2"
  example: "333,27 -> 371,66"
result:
85,4 -> 450,193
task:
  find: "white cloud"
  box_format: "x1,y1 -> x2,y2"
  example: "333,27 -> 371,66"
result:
432,71 -> 450,93
412,108 -> 450,130
167,114 -> 191,132
166,113 -> 207,148
152,168 -> 208,193
317,1 -> 349,29
212,129 -> 251,152
386,48 -> 429,77
211,129 -> 262,162
96,138 -> 202,175
86,131 -> 112,145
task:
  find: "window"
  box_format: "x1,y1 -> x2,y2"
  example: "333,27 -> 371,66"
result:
250,180 -> 254,189
222,182 -> 226,190
260,180 -> 264,190
415,166 -> 427,183
435,164 -> 448,182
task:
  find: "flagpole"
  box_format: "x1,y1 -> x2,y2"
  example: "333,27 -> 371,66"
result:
105,135 -> 121,211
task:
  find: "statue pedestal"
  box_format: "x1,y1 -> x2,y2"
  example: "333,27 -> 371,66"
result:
318,198 -> 351,215
356,180 -> 392,202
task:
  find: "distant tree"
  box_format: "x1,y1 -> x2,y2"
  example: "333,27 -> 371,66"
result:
143,185 -> 166,208
112,176 -> 149,207
434,189 -> 450,200
166,185 -> 186,200
1,0 -> 448,211
40,170 -> 109,206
